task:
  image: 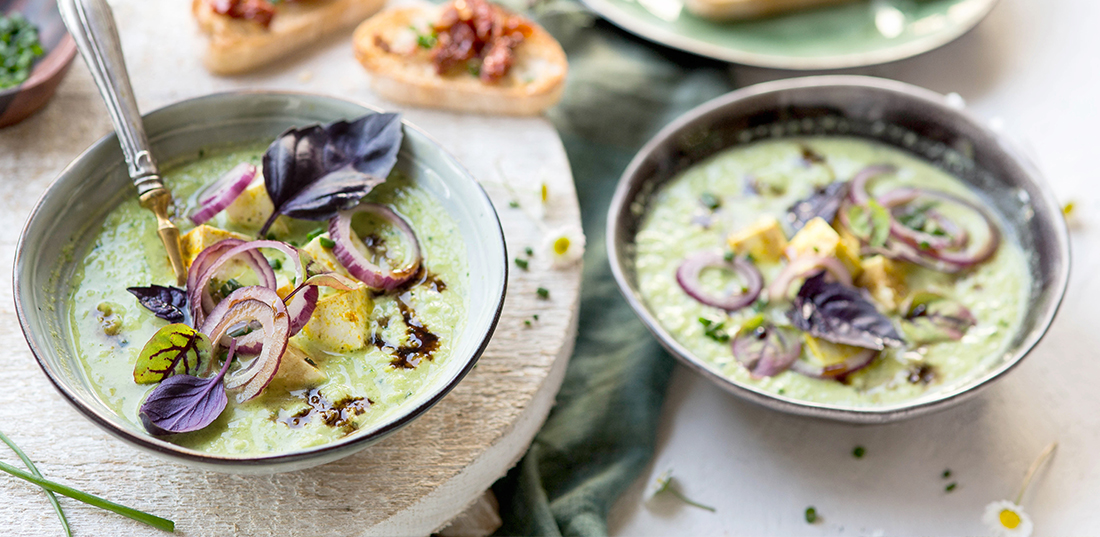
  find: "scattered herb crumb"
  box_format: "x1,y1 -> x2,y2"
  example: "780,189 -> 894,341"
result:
853,446 -> 866,459
514,258 -> 529,270
305,228 -> 325,242
525,247 -> 534,257
699,192 -> 721,210
723,251 -> 735,263
508,200 -> 520,208
805,506 -> 819,523
318,237 -> 336,249
524,319 -> 531,327
945,482 -> 957,492
269,258 -> 282,270
536,287 -> 550,299
533,314 -> 539,321
698,317 -> 730,343
942,469 -> 952,479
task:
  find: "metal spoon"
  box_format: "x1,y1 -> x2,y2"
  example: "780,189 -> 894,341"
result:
58,0 -> 187,285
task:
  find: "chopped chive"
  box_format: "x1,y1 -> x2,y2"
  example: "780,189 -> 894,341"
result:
699,192 -> 721,210
945,482 -> 957,492
723,251 -> 735,262
805,507 -> 818,523
319,237 -> 336,249
852,446 -> 866,458
305,228 -> 325,242
269,258 -> 282,271
533,314 -> 539,321
942,469 -> 952,479
525,247 -> 534,257
514,258 -> 529,270
536,287 -> 550,299
524,319 -> 531,327
508,200 -> 520,208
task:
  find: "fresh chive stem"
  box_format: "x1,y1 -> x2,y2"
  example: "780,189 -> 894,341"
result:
668,487 -> 716,512
0,460 -> 175,532
0,431 -> 70,537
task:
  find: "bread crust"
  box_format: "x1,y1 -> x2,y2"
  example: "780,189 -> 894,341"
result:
683,0 -> 856,20
193,0 -> 386,74
353,5 -> 567,116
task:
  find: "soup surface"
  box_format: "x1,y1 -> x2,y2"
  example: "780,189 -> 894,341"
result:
634,137 -> 1029,407
69,143 -> 468,455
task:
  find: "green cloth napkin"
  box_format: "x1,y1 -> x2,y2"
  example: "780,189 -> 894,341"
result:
491,11 -> 736,537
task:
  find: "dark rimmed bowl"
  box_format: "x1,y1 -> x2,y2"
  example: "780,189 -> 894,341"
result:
0,0 -> 77,128
15,92 -> 507,473
607,75 -> 1069,424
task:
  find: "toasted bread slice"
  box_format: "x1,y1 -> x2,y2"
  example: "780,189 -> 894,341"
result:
193,0 -> 386,75
353,5 -> 567,116
683,0 -> 856,20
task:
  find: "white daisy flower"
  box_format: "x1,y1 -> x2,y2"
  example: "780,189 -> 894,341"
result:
983,501 -> 1032,537
542,226 -> 585,268
645,469 -> 674,502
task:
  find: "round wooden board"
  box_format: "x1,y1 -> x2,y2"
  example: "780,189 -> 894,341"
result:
0,2 -> 581,535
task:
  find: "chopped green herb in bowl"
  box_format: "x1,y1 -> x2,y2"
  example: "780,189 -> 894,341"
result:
0,14 -> 45,90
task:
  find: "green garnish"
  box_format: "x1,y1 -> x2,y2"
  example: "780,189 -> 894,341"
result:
467,61 -> 481,77
942,469 -> 952,479
0,14 -> 45,90
508,200 -> 520,208
698,317 -> 730,343
525,247 -> 534,257
515,258 -> 529,270
0,430 -> 70,536
269,258 -> 283,271
524,319 -> 531,327
217,278 -> 243,299
533,314 -> 539,321
318,237 -> 336,249
699,192 -> 721,210
305,228 -> 326,243
536,287 -> 550,299
723,251 -> 735,263
945,482 -> 957,492
852,446 -> 866,458
0,459 -> 174,532
649,469 -> 716,512
805,507 -> 818,523
411,26 -> 437,49
846,200 -> 891,247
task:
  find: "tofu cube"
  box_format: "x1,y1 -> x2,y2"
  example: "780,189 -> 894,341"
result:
301,286 -> 372,353
803,335 -> 871,373
268,341 -> 327,392
786,217 -> 861,274
224,179 -> 291,236
179,225 -> 250,268
855,255 -> 908,311
300,235 -> 350,278
726,216 -> 788,262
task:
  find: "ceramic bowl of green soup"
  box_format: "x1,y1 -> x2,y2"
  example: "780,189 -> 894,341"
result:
16,92 -> 507,472
608,76 -> 1069,423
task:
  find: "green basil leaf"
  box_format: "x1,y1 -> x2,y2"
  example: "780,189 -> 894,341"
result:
134,324 -> 212,384
867,200 -> 892,248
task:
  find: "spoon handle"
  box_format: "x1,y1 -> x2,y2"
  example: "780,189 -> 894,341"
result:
58,0 -> 187,285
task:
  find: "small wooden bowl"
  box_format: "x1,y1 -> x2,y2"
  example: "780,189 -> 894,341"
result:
0,0 -> 78,128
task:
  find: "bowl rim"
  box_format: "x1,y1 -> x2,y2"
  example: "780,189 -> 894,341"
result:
606,75 -> 1071,423
15,90 -> 508,467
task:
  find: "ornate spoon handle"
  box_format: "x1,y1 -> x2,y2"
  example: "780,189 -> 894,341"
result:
58,0 -> 186,285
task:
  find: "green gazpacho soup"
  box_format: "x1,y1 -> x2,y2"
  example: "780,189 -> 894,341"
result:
634,137 -> 1029,407
69,138 -> 468,455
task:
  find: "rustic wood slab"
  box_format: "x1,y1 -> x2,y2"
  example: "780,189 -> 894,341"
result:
0,1 -> 582,535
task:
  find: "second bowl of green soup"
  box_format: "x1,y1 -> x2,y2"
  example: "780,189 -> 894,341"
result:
16,92 -> 507,472
608,76 -> 1069,423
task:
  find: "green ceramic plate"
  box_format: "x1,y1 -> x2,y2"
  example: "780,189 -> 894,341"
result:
579,0 -> 998,69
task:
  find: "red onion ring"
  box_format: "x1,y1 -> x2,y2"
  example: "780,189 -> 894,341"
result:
848,164 -> 897,206
200,286 -> 289,402
329,203 -> 422,290
189,163 -> 257,225
790,348 -> 878,379
767,256 -> 852,301
876,187 -> 1000,268
188,240 -> 310,333
676,251 -> 762,312
731,322 -> 801,378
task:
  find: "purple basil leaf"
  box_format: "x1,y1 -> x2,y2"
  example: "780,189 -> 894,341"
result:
139,373 -> 227,435
126,285 -> 187,323
259,113 -> 403,235
787,181 -> 849,232
788,271 -> 904,350
731,318 -> 802,378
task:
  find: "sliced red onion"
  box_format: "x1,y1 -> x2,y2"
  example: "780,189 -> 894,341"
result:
848,164 -> 897,206
767,256 -> 852,301
189,163 -> 257,225
731,321 -> 801,378
236,274 -> 363,354
329,203 -> 422,290
188,240 -> 310,332
876,187 -> 1000,268
790,348 -> 878,379
200,286 -> 289,402
186,239 -> 267,327
676,251 -> 762,312
901,291 -> 977,344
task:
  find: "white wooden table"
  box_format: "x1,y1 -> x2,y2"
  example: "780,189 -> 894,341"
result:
0,1 -> 582,535
609,0 -> 1100,534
